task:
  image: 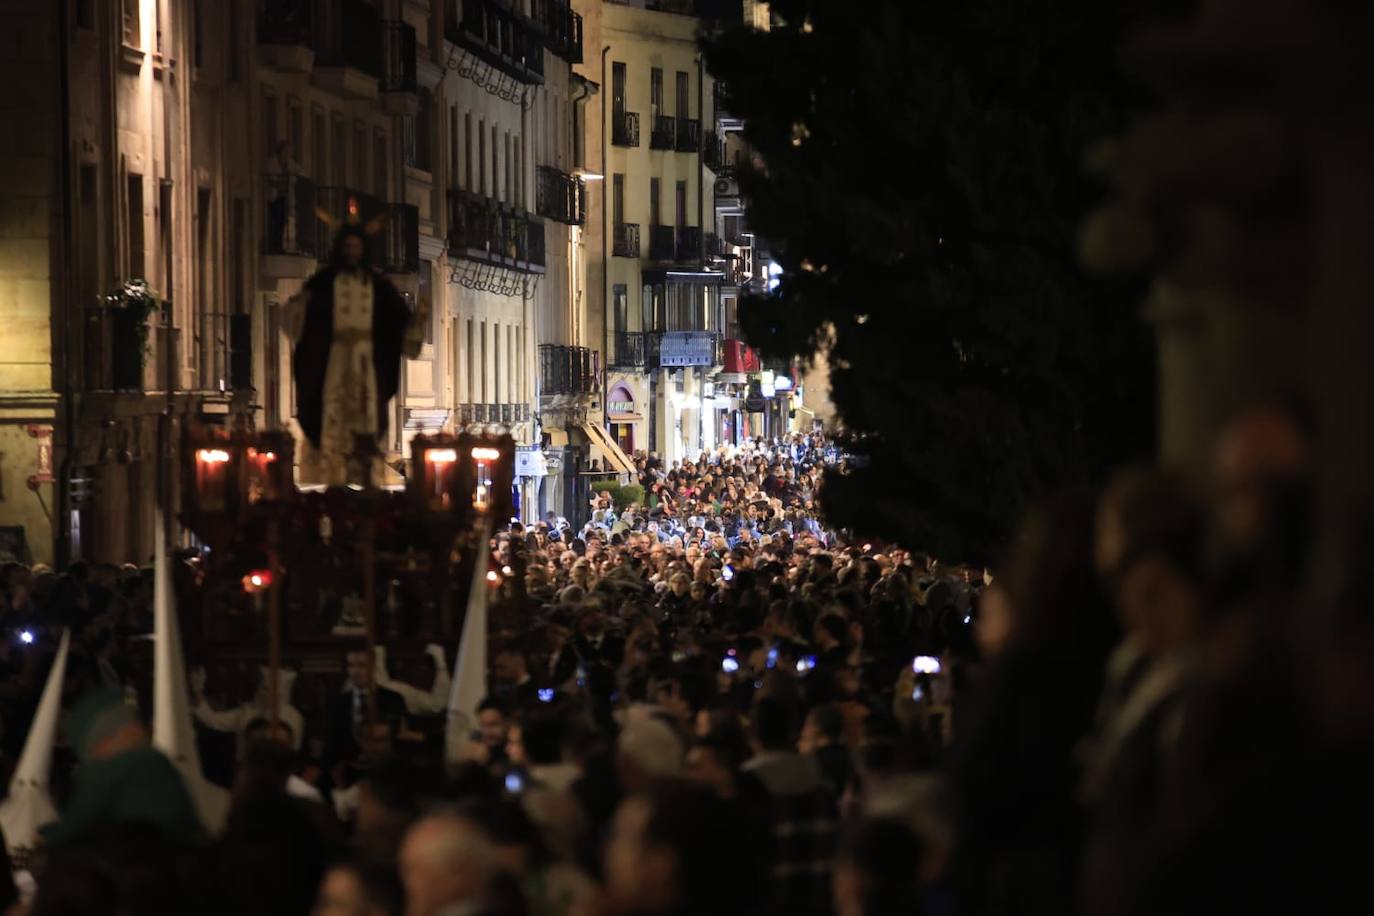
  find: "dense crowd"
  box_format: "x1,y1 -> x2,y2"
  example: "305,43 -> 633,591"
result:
0,405 -> 1362,916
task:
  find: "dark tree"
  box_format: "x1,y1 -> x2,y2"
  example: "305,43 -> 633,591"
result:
703,0 -> 1155,562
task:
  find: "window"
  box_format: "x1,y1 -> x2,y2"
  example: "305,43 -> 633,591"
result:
613,173 -> 624,225
126,173 -> 144,280
406,90 -> 433,172
159,180 -> 173,295
449,105 -> 459,186
613,284 -> 628,333
231,198 -> 246,311
419,261 -> 433,347
612,62 -> 626,115
478,119 -> 486,195
196,188 -> 212,385
192,0 -> 204,66
465,113 -> 474,191
312,107 -> 327,179
650,178 -> 661,227
480,322 -> 488,402
503,131 -> 512,204
374,132 -> 387,198
78,166 -> 98,318
228,2 -> 241,81
353,122 -> 368,189
676,71 -> 690,119
491,125 -> 499,201
514,136 -> 523,208
262,91 -> 279,156
573,99 -> 586,170
493,322 -> 502,401
650,68 -> 663,116
122,0 -> 141,48
77,0 -> 95,29
466,319 -> 475,401
675,180 -> 687,229
332,117 -> 348,185
288,99 -> 304,163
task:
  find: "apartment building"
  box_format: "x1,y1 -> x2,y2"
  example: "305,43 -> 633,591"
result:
582,0 -> 725,467
0,0 -> 600,564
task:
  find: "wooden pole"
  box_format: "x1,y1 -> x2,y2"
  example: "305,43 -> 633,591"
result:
267,518 -> 282,733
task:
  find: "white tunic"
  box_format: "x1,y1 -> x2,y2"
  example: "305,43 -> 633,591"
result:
284,268 -> 426,486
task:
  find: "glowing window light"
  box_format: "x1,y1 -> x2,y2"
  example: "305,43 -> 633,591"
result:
471,447 -> 501,461
197,448 -> 230,463
427,448 -> 458,463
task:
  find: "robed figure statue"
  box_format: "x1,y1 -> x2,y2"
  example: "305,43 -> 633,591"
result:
284,215 -> 427,486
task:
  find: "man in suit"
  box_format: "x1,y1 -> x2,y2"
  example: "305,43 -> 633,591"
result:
326,647 -> 408,770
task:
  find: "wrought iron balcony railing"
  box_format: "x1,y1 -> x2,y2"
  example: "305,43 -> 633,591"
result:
531,0 -> 582,63
262,174 -> 319,258
613,223 -> 640,258
676,225 -> 702,262
539,344 -> 600,397
535,166 -> 586,225
675,118 -> 700,152
649,225 -> 676,262
612,110 -> 640,148
650,115 -> 676,150
446,0 -> 544,85
610,331 -> 646,369
447,190 -> 545,272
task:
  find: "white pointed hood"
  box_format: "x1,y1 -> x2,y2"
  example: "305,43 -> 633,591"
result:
0,629 -> 70,863
153,518 -> 230,833
445,518 -> 494,765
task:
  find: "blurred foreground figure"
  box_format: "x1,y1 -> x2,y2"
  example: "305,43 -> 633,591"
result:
398,812 -> 500,916
948,494 -> 1115,916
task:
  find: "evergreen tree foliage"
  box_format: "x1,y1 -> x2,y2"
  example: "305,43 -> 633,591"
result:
703,0 -> 1156,562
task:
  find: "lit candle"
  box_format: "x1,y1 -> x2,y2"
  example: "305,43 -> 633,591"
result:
196,448 -> 231,512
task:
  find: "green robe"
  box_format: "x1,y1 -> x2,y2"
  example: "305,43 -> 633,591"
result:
41,746 -> 204,848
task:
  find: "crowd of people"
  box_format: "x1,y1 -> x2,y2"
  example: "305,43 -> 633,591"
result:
0,409 -> 1363,916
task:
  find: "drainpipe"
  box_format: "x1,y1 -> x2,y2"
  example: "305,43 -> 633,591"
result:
600,44 -> 610,430
55,0 -> 76,565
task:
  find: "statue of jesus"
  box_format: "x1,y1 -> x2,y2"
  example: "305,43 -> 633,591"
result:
284,216 -> 427,486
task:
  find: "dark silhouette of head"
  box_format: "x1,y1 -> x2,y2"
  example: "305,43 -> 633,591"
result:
330,225 -> 369,270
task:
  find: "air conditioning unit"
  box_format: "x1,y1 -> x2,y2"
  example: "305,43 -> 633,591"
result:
714,177 -> 739,197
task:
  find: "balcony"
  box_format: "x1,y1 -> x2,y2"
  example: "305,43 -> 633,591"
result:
649,225 -> 676,262
313,0 -> 382,99
446,0 -> 544,86
261,174 -> 320,280
531,0 -> 583,64
704,130 -> 724,171
650,115 -> 676,150
382,203 -> 420,274
675,118 -> 700,152
722,338 -> 761,374
539,345 -> 600,398
676,226 -> 702,262
257,0 -> 315,72
83,301 -> 159,392
447,190 -> 544,273
610,331 -> 646,369
645,331 -> 721,371
612,110 -> 640,148
457,403 -> 530,426
381,21 -> 418,114
535,166 -> 586,226
613,223 -> 640,258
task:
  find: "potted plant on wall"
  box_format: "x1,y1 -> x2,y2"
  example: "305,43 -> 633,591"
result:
103,280 -> 158,390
